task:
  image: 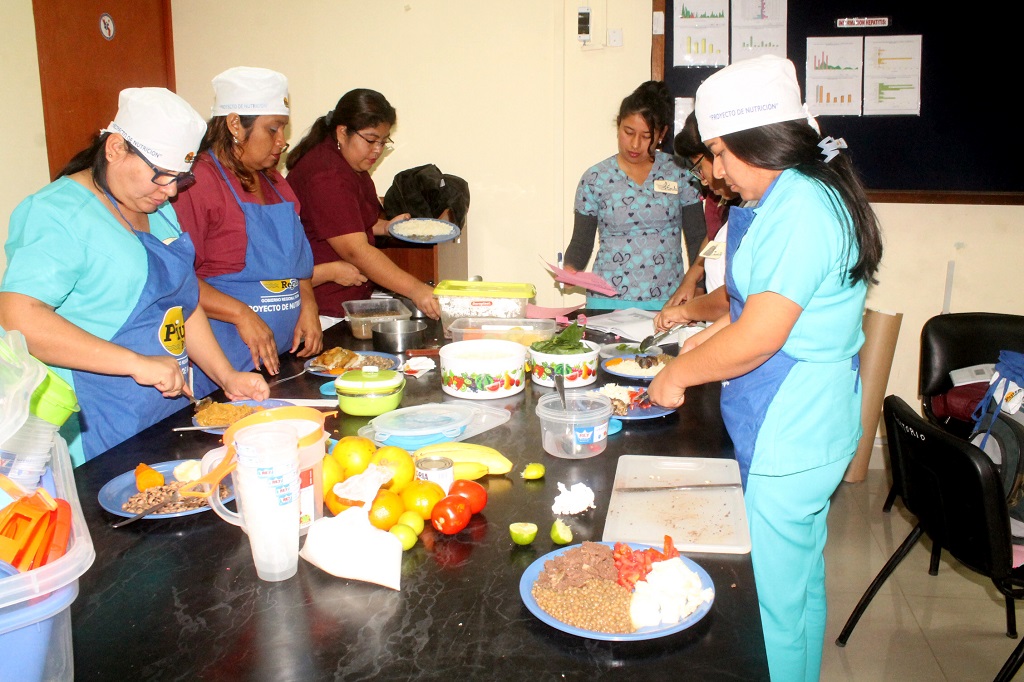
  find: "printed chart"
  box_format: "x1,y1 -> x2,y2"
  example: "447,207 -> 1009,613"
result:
805,36 -> 863,116
864,35 -> 922,115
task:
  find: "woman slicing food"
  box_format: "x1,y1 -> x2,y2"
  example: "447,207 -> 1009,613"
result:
647,56 -> 883,681
172,67 -> 322,396
285,88 -> 441,320
0,88 -> 269,465
562,81 -> 704,310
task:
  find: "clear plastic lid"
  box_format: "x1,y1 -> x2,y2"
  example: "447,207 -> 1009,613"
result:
359,402 -> 512,447
0,331 -> 47,446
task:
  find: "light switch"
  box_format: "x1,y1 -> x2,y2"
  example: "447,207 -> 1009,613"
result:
608,28 -> 623,47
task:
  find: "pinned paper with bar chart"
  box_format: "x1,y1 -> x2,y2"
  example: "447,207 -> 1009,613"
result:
805,36 -> 863,116
673,0 -> 729,67
730,0 -> 787,63
863,35 -> 922,116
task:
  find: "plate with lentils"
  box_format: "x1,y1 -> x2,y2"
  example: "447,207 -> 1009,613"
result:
519,540 -> 714,641
98,460 -> 233,520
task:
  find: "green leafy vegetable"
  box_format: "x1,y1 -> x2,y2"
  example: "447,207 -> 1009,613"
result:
530,321 -> 589,355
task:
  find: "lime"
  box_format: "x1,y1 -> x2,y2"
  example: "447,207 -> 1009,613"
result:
550,519 -> 573,545
390,523 -> 419,551
509,522 -> 539,545
521,463 -> 546,480
397,510 -> 425,536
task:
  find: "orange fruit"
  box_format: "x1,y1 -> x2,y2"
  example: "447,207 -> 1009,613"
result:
368,489 -> 405,531
370,446 -> 416,494
322,454 -> 345,498
324,488 -> 363,516
400,479 -> 447,520
331,436 -> 377,478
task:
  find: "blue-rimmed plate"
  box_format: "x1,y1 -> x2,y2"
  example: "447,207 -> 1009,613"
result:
98,460 -> 234,520
520,541 -> 714,641
304,351 -> 401,378
600,357 -> 669,382
191,399 -> 292,434
600,385 -> 675,420
387,217 -> 460,244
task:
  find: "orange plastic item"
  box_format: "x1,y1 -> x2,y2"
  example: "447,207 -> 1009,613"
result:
134,462 -> 164,492
40,498 -> 72,567
0,489 -> 58,570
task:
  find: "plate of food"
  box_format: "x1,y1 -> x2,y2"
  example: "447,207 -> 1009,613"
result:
98,460 -> 233,520
598,343 -> 664,360
387,217 -> 460,244
305,348 -> 400,377
601,354 -> 671,381
520,540 -> 714,641
598,384 -> 674,420
191,399 -> 291,435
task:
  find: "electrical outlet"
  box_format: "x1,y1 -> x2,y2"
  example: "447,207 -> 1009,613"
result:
608,28 -> 623,47
577,7 -> 591,44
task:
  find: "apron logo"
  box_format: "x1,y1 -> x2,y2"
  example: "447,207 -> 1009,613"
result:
261,278 -> 297,293
159,306 -> 186,356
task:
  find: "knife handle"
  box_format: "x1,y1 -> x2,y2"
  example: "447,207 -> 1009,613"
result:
406,347 -> 441,357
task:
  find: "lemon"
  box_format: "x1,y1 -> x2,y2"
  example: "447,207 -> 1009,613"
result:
390,523 -> 418,551
550,519 -> 573,545
521,463 -> 546,480
509,522 -> 538,545
321,455 -> 345,497
397,510 -> 425,536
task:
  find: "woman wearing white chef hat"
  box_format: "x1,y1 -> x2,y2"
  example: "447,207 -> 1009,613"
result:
172,67 -> 323,396
648,55 -> 883,681
0,87 -> 269,465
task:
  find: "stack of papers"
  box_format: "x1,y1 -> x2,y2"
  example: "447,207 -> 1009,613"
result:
583,309 -> 659,341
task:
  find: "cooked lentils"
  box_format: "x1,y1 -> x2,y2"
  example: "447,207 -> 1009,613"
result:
532,542 -> 634,633
122,480 -> 229,514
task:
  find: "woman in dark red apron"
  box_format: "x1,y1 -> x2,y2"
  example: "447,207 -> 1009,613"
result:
173,67 -> 320,396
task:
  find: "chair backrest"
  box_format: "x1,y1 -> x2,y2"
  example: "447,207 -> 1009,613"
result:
884,395 -> 1014,580
919,312 -> 1024,398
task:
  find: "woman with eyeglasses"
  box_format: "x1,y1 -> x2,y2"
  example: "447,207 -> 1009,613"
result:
0,88 -> 269,465
562,80 -> 705,310
172,67 -> 322,396
285,88 -> 441,319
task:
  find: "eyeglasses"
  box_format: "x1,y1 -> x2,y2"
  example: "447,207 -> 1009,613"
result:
688,155 -> 706,182
353,131 -> 394,152
126,143 -> 196,190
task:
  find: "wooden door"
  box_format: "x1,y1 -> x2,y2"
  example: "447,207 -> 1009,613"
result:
32,0 -> 175,179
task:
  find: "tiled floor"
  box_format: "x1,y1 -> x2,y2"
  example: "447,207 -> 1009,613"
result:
820,467 -> 1023,681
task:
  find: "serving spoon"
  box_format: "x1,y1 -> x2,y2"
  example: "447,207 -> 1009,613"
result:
638,324 -> 686,353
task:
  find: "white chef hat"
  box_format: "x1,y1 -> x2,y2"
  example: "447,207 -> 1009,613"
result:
211,66 -> 290,117
695,55 -> 818,141
102,87 -> 207,173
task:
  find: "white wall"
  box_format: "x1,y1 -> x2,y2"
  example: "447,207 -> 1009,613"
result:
4,1 -> 1024,469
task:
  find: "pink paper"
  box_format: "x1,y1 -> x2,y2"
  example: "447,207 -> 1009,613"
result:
527,303 -> 583,319
544,261 -> 617,296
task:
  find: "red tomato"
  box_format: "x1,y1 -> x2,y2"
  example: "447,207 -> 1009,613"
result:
431,495 -> 471,535
448,479 -> 487,515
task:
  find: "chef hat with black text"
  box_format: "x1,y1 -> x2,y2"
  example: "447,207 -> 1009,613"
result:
102,87 -> 207,173
695,55 -> 818,141
211,66 -> 290,117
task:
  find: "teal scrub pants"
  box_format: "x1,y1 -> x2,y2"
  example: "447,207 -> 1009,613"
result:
745,456 -> 852,681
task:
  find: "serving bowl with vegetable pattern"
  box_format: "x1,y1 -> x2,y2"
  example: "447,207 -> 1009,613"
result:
439,340 -> 527,400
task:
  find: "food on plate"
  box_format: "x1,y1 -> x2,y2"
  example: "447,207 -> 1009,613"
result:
194,401 -> 265,427
530,321 -> 589,355
605,354 -> 669,378
550,519 -> 574,545
551,481 -> 596,515
310,346 -> 395,373
510,522 -> 539,545
122,480 -> 229,515
172,459 -> 202,483
413,442 -> 513,476
134,462 -> 164,492
449,479 -> 487,514
598,384 -> 652,416
521,462 -> 546,480
391,218 -> 454,239
431,494 -> 471,534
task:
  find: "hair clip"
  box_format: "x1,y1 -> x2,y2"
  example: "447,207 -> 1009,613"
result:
325,109 -> 334,121
818,136 -> 848,163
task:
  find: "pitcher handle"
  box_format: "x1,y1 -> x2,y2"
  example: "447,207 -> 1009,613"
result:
181,446 -> 236,498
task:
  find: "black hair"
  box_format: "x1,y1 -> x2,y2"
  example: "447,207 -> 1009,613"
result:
673,111 -> 710,163
286,89 -> 396,171
617,81 -> 673,160
199,114 -> 267,193
721,120 -> 883,285
57,133 -> 112,192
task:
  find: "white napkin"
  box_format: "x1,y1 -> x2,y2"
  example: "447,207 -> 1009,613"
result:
402,357 -> 436,379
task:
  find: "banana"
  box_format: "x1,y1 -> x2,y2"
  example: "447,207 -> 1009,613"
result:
413,442 -> 513,476
453,461 -> 489,481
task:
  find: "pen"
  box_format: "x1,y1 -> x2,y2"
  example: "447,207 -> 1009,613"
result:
556,251 -> 564,292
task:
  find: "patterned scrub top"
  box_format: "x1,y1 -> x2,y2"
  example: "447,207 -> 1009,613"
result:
574,150 -> 701,306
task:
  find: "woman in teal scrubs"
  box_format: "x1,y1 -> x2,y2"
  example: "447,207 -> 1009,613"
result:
648,56 -> 883,681
0,88 -> 269,464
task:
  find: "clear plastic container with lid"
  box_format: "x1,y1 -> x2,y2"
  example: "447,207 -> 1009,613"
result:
432,281 -> 536,338
341,298 -> 412,339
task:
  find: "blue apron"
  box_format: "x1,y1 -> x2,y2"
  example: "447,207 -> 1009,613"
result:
72,216 -> 198,460
192,156 -> 314,397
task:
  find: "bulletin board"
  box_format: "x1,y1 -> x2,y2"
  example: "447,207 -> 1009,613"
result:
652,0 -> 1024,204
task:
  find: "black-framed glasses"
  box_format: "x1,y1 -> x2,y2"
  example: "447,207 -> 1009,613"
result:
688,155 -> 705,182
353,130 -> 394,152
125,142 -> 196,190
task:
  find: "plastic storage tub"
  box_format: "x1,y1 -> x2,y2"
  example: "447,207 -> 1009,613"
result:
0,434 -> 96,681
535,390 -> 613,459
341,299 -> 412,340
433,281 -> 536,338
448,317 -> 555,347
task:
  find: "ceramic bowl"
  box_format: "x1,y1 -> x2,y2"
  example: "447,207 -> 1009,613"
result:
528,340 -> 600,388
439,339 -> 527,400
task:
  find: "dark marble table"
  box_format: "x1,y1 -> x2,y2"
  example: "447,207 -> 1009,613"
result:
70,320 -> 768,681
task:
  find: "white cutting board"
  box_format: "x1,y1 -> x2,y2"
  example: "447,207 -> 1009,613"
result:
602,455 -> 751,554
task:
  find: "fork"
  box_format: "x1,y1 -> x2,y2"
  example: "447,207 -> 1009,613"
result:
111,490 -> 180,528
267,368 -> 309,387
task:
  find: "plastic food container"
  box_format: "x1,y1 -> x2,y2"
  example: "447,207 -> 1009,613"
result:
535,390 -> 613,459
448,317 -> 556,347
529,340 -> 600,389
0,434 -> 95,682
433,281 -> 536,338
342,299 -> 412,340
365,403 -> 478,450
439,340 -> 527,400
335,368 -> 405,416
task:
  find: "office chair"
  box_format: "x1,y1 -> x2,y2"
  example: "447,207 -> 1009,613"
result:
837,395 -> 1024,682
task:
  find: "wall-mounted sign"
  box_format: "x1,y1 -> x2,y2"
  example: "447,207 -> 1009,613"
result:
836,17 -> 890,29
99,13 -> 115,41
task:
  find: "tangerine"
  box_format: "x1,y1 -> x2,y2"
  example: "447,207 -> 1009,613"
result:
322,454 -> 345,498
368,489 -> 405,531
370,446 -> 416,494
331,436 -> 377,478
400,479 -> 447,520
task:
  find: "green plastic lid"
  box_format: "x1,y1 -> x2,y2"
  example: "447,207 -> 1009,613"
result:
433,280 -> 536,299
334,368 -> 404,394
29,369 -> 80,427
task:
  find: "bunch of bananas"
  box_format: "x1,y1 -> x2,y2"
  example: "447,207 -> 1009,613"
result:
412,442 -> 513,480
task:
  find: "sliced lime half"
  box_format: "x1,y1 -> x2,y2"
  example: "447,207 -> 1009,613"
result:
550,519 -> 573,545
521,463 -> 546,480
509,522 -> 539,545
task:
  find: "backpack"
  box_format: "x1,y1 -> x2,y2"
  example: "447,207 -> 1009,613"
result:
383,164 -> 470,229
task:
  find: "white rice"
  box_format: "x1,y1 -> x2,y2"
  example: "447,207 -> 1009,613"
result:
392,219 -> 453,238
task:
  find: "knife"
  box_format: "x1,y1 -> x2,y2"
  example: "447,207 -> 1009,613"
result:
111,491 -> 180,528
613,482 -> 741,493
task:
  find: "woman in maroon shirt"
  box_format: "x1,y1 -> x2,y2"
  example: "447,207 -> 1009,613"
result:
285,89 -> 441,319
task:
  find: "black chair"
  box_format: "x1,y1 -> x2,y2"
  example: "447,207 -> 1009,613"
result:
883,312 -> 1024,513
837,395 -> 1024,682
